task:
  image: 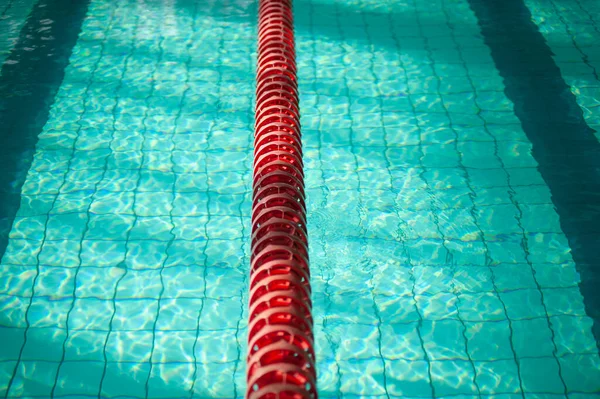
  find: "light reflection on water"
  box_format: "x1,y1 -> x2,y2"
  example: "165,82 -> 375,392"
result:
1,0 -> 600,398
1,0 -> 252,397
299,0 -> 600,396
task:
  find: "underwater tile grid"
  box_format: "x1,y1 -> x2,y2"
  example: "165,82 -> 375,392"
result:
296,0 -> 600,397
0,0 -> 598,399
1,0 -> 254,397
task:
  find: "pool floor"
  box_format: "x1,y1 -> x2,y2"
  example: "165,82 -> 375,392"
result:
0,0 -> 599,398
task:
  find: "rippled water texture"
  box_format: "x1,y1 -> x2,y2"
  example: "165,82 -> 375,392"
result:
1,0 -> 254,397
0,0 -> 600,397
296,0 -> 600,397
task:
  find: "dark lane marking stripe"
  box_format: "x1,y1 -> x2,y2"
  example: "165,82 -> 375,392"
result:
0,0 -> 91,260
1,1 -> 14,18
468,0 -> 600,351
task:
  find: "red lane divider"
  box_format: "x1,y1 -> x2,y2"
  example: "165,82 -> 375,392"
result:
247,0 -> 317,398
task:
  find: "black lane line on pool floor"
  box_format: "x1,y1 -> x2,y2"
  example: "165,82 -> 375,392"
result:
0,0 -> 91,260
468,0 -> 600,351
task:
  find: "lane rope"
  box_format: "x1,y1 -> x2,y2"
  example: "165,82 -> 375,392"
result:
247,0 -> 317,398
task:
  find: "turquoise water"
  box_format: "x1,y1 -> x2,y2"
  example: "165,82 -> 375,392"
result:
0,0 -> 599,398
1,0 -> 254,396
525,0 -> 600,141
0,0 -> 37,66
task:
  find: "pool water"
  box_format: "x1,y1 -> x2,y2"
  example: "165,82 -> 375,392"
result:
0,0 -> 599,398
0,0 -> 36,65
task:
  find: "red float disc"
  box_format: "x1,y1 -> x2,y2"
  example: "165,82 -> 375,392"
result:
249,0 -> 316,398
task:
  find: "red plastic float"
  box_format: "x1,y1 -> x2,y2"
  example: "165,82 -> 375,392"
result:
247,0 -> 317,398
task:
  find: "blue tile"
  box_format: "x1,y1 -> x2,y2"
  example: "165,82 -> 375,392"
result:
100,362 -> 151,398
386,359 -> 432,397
421,319 -> 468,361
151,331 -> 196,363
68,298 -> 113,331
75,266 -> 124,300
558,354 -> 600,394
34,266 -> 76,298
492,264 -> 537,291
500,289 -> 546,320
162,266 -> 207,299
0,360 -> 17,397
8,360 -> 58,397
0,328 -> 24,361
27,297 -> 71,329
192,362 -> 237,398
380,322 -> 426,361
550,315 -> 597,356
0,266 -> 36,297
147,362 -> 194,398
457,292 -> 506,322
519,357 -> 565,394
64,329 -> 108,362
105,331 -> 153,363
465,321 -> 513,361
475,360 -> 521,395
116,269 -> 163,299
430,360 -> 478,396
54,361 -> 104,397
21,328 -> 67,362
511,318 -> 555,358
339,358 -> 387,396
112,299 -> 158,331
79,240 -> 127,268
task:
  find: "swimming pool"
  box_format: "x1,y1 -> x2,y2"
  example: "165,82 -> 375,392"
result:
0,0 -> 599,397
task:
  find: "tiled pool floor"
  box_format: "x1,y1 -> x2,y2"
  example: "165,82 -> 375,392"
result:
296,0 -> 600,397
1,0 -> 254,397
0,0 -> 599,398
